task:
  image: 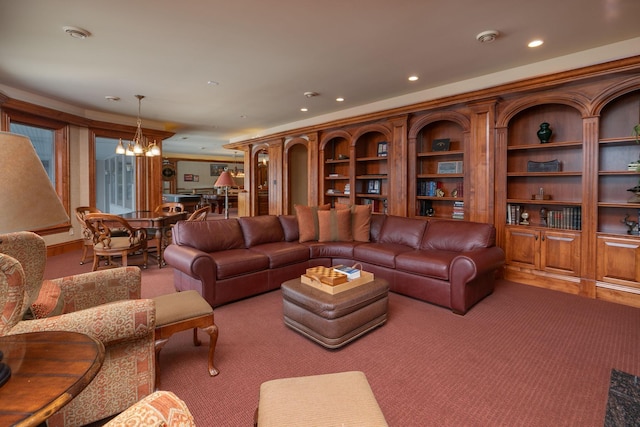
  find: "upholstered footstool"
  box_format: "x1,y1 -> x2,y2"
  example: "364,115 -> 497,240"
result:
281,277 -> 389,349
255,371 -> 388,427
153,290 -> 219,389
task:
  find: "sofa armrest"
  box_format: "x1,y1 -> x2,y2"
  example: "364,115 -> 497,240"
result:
49,266 -> 142,314
164,244 -> 216,279
449,246 -> 505,314
9,299 -> 155,346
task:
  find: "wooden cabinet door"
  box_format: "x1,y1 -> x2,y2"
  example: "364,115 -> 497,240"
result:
505,227 -> 539,269
540,230 -> 581,276
597,236 -> 640,286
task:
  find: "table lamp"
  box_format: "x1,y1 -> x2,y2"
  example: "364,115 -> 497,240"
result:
0,131 -> 70,387
214,169 -> 235,219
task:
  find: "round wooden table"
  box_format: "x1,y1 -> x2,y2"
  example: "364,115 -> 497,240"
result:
0,331 -> 105,427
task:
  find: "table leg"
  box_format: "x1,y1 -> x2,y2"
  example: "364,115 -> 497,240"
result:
155,228 -> 163,268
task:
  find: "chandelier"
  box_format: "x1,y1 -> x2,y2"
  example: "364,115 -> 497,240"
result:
115,95 -> 161,157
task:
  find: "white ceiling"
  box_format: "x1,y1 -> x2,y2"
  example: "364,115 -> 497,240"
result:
1,0 -> 640,158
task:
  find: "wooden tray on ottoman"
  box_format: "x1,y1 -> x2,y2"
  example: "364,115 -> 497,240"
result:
302,267 -> 374,295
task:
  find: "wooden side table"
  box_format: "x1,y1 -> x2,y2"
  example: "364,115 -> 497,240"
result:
0,331 -> 105,427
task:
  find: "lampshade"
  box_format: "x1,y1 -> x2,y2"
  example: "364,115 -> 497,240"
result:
0,132 -> 69,233
214,170 -> 235,187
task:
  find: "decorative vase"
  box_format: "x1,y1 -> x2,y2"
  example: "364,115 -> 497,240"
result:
537,122 -> 552,144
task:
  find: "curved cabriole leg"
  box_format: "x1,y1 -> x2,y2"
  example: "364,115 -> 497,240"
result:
202,324 -> 219,376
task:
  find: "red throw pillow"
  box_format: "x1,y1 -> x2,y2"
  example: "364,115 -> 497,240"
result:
317,209 -> 353,242
335,203 -> 371,242
295,204 -> 330,242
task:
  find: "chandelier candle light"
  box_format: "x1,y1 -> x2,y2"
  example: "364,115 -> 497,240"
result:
115,95 -> 161,157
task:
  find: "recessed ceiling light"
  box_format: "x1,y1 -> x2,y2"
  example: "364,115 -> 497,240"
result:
104,95 -> 120,102
336,97 -> 344,102
303,91 -> 319,98
300,108 -> 308,112
408,76 -> 419,82
240,115 -> 247,119
528,39 -> 544,48
207,80 -> 219,86
63,26 -> 91,39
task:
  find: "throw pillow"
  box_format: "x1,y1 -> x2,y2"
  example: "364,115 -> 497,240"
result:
335,203 -> 371,242
295,204 -> 330,242
317,209 -> 353,242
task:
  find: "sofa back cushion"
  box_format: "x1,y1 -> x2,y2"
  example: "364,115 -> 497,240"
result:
378,216 -> 428,249
238,215 -> 285,247
278,215 -> 300,242
421,219 -> 496,252
335,203 -> 371,242
369,214 -> 386,243
294,204 -> 330,242
172,219 -> 245,252
317,209 -> 353,242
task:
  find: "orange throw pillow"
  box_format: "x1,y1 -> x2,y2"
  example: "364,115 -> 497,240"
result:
335,203 -> 371,242
295,204 -> 330,242
317,209 -> 353,242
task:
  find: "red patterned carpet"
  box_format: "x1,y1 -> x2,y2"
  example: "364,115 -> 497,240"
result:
45,251 -> 640,426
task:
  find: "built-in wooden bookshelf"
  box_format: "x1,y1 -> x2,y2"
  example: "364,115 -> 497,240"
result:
411,119 -> 465,220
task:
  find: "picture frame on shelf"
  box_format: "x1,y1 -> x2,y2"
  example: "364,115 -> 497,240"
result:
437,160 -> 463,174
184,174 -> 194,182
367,179 -> 381,194
377,141 -> 388,157
432,138 -> 450,152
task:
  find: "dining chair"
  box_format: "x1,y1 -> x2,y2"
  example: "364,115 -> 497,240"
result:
84,213 -> 149,271
186,205 -> 211,221
75,206 -> 102,265
155,202 -> 185,214
149,202 -> 187,254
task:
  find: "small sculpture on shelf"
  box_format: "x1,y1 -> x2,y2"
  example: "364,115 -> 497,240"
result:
537,122 -> 552,144
520,211 -> 530,225
621,214 -> 640,235
627,185 -> 640,203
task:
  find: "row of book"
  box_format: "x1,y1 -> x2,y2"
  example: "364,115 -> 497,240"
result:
506,204 -> 582,230
545,207 -> 582,230
418,180 -> 442,196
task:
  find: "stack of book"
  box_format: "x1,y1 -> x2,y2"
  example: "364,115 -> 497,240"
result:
452,201 -> 464,220
506,204 -> 522,225
546,207 -> 582,230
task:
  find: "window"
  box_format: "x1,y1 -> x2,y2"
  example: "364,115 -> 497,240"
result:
95,136 -> 136,213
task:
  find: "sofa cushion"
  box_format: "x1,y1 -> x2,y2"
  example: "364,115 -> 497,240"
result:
421,220 -> 496,251
378,216 -> 427,249
335,203 -> 372,242
295,204 -> 330,242
249,242 -> 310,268
353,242 -> 413,268
212,248 -> 270,279
279,215 -> 300,242
303,241 -> 357,259
238,215 -> 284,247
173,219 -> 245,252
395,250 -> 458,280
317,209 -> 353,242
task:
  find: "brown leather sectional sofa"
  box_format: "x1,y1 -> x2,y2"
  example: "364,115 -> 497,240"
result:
163,214 -> 505,314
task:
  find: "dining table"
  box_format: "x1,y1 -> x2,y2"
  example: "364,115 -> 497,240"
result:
119,210 -> 189,268
0,331 -> 105,427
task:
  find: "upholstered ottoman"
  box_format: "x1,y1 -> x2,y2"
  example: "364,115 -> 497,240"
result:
281,277 -> 389,349
256,371 -> 388,427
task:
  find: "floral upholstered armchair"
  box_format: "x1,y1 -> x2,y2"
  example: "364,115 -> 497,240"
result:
0,231 -> 156,427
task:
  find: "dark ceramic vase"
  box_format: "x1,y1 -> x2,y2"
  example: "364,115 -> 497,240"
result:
537,122 -> 552,144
